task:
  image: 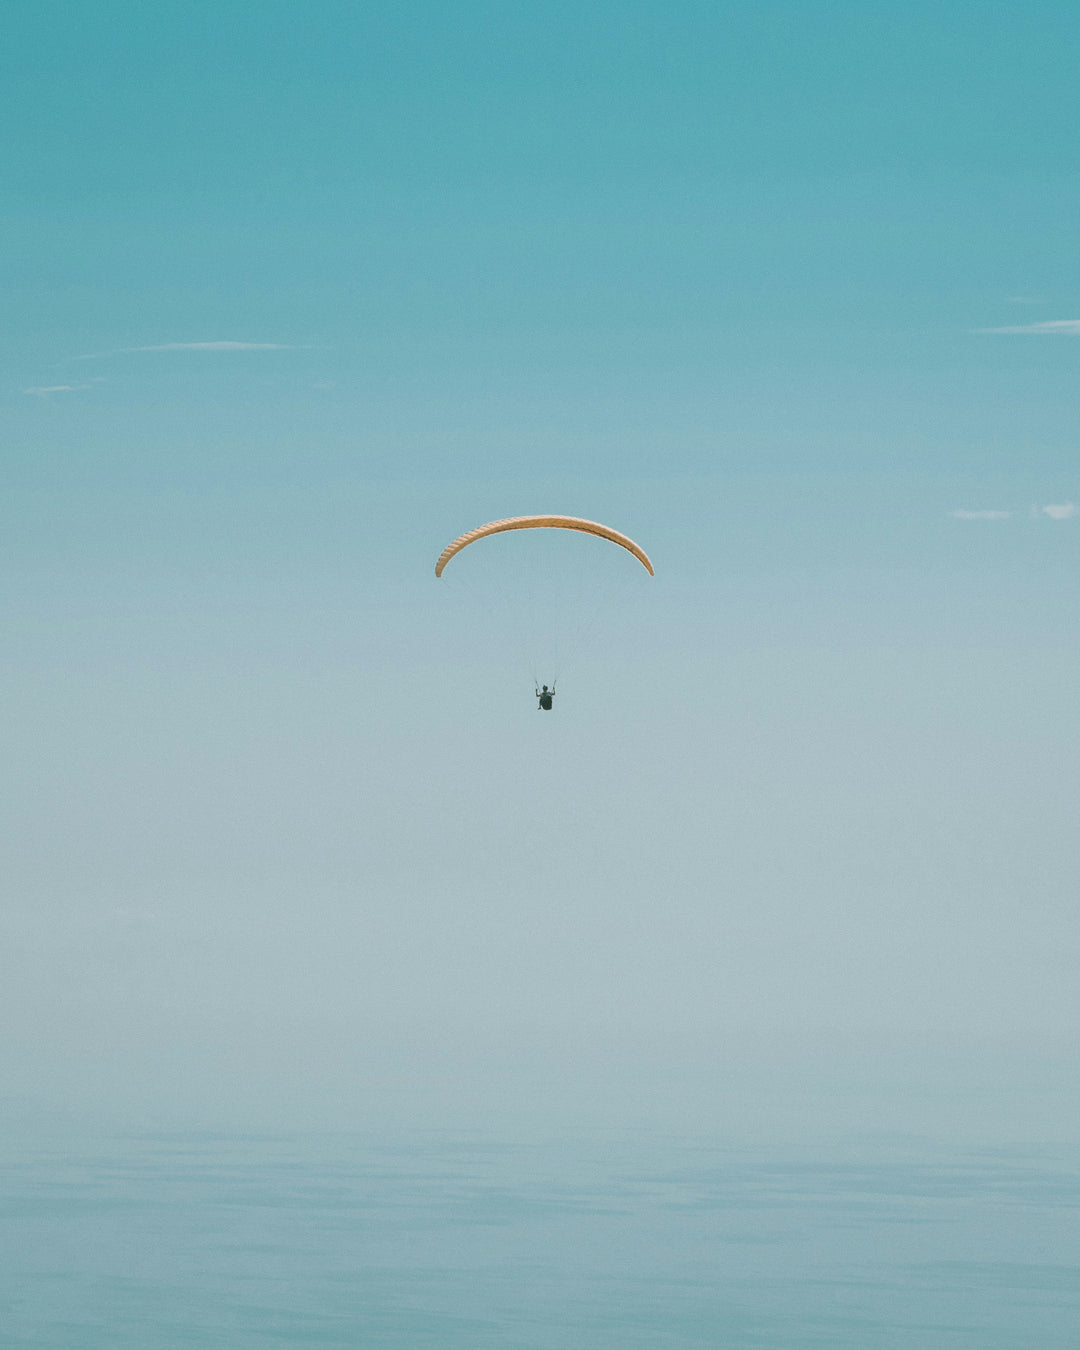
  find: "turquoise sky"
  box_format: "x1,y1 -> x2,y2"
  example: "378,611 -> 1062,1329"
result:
3,2 -> 1079,1137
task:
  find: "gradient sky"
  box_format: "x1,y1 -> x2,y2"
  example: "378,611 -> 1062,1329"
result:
3,1 -> 1079,1140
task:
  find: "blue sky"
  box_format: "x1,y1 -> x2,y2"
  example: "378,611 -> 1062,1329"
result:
3,1 -> 1079,1138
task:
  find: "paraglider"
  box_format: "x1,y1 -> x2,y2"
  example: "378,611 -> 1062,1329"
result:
435,515 -> 653,705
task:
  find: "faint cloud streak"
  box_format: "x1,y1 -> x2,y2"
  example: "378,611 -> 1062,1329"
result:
974,319 -> 1080,335
23,384 -> 92,395
950,508 -> 1012,520
1040,502 -> 1076,520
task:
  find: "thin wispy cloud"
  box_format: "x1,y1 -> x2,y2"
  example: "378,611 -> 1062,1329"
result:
950,508 -> 1012,520
974,319 -> 1080,335
23,383 -> 93,395
77,341 -> 306,359
1039,502 -> 1076,520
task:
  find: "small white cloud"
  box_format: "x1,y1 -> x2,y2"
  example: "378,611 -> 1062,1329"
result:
950,508 -> 1012,520
313,379 -> 335,389
77,341 -> 305,359
23,383 -> 92,395
975,319 -> 1080,335
1041,502 -> 1076,520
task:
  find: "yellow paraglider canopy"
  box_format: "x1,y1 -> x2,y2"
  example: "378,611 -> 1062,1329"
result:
435,515 -> 654,577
